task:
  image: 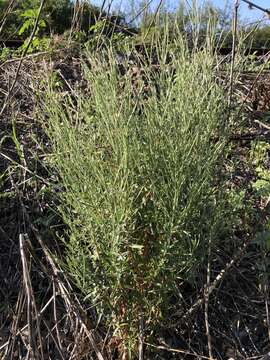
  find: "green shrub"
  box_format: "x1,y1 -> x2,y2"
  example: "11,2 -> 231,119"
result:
44,34 -> 233,353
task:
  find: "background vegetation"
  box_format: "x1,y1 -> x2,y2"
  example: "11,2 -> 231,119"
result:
1,0 -> 270,48
0,0 -> 269,359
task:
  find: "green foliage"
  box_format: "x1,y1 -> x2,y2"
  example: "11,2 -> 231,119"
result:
1,0 -> 270,53
17,0 -> 73,36
249,25 -> 270,48
43,0 -> 73,34
0,0 -> 124,42
249,140 -> 270,276
84,19 -> 131,50
43,24 -> 237,352
250,141 -> 270,198
227,188 -> 247,225
253,176 -> 270,198
18,8 -> 46,36
15,6 -> 49,53
0,46 -> 11,61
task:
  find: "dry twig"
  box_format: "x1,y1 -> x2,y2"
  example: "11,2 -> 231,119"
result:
205,237 -> 213,359
228,0 -> 239,111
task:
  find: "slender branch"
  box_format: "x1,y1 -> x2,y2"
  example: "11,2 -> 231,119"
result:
145,342 -> 214,360
241,0 -> 270,17
98,0 -> 107,22
127,0 -> 155,25
143,0 -> 164,41
228,0 -> 239,111
205,237 -> 213,359
138,315 -> 144,360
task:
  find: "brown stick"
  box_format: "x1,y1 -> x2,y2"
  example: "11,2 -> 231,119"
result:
241,0 -> 270,17
20,233 -> 45,360
228,0 -> 239,112
145,342 -> 215,360
205,237 -> 213,359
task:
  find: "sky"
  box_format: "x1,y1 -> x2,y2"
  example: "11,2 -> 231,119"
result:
91,0 -> 270,23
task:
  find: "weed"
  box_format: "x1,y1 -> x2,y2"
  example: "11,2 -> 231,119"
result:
0,46 -> 12,61
42,30 -> 238,354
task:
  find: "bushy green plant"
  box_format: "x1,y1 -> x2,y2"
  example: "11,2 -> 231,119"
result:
0,46 -> 11,61
43,28 -> 234,354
